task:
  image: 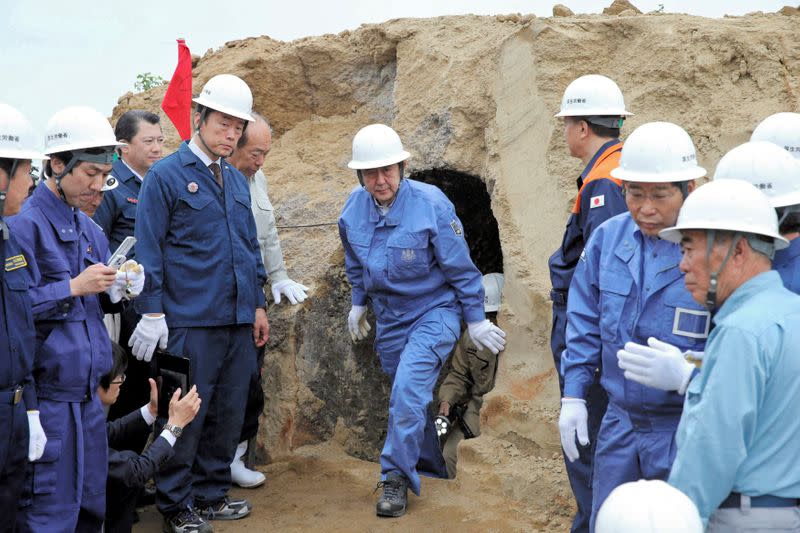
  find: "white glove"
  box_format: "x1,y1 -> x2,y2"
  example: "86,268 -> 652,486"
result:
467,319 -> 507,354
129,314 -> 169,362
617,337 -> 696,394
271,279 -> 309,305
559,398 -> 588,462
106,260 -> 145,303
347,305 -> 371,342
27,411 -> 47,462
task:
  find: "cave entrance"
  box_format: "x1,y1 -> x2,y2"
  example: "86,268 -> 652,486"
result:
408,169 -> 503,275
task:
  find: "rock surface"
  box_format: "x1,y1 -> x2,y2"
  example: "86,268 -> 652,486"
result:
552,4 -> 574,17
603,0 -> 642,15
115,8 -> 800,529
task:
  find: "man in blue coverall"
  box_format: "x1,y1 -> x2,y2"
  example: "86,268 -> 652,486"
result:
10,105 -> 144,532
548,74 -> 631,533
339,123 -> 506,517
559,122 -> 710,532
131,74 -> 269,533
751,112 -> 800,293
0,103 -> 46,519
651,179 -> 800,530
94,109 -> 164,447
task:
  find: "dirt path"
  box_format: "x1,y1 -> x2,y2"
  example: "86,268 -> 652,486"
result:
134,442 -> 561,532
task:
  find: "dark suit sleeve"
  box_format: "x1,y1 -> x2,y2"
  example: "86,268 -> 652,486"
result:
106,409 -> 150,449
107,436 -> 174,489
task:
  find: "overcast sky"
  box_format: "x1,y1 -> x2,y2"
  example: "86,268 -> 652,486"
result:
1,0 -> 789,136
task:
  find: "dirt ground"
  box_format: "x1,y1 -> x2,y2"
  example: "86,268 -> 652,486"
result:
134,442 -> 564,532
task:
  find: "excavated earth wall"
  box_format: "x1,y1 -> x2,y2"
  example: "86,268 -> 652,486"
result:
115,8 -> 800,528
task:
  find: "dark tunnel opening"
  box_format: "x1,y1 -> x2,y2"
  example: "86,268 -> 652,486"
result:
408,168 -> 503,275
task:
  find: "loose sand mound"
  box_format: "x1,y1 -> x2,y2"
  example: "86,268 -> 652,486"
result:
120,4 -> 800,530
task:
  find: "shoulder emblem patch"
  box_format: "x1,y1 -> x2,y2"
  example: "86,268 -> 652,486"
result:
589,195 -> 605,209
450,219 -> 463,236
5,254 -> 27,271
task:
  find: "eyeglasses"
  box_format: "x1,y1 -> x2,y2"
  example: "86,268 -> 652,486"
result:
110,374 -> 127,385
624,187 -> 679,204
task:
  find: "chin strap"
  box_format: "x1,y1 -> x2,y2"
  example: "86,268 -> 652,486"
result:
704,229 -> 742,311
0,159 -> 21,239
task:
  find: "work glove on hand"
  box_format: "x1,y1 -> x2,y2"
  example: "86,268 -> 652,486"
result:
617,337 -> 696,394
347,305 -> 371,342
271,279 -> 309,305
129,314 -> 168,362
467,319 -> 507,354
558,398 -> 588,463
27,411 -> 47,462
106,260 -> 145,303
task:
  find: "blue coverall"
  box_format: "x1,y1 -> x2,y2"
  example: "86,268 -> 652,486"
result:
669,271 -> 800,526
547,139 -> 626,533
562,212 -> 709,532
135,141 -> 266,515
339,179 -> 484,495
93,158 -> 149,434
9,183 -> 114,532
93,158 -> 140,258
0,223 -> 36,519
774,237 -> 800,294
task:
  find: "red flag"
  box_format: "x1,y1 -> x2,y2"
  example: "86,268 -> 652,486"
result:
161,38 -> 193,140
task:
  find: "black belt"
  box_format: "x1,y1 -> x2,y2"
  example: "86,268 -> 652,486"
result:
720,492 -> 800,509
550,289 -> 568,305
0,385 -> 23,405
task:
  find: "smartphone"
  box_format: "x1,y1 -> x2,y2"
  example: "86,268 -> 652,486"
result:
107,236 -> 136,269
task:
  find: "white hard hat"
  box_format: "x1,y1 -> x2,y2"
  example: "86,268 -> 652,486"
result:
554,74 -> 633,118
611,122 -> 706,183
0,102 -> 47,160
751,112 -> 800,160
348,124 -> 411,170
482,273 -> 504,313
44,106 -> 124,155
714,141 -> 800,209
659,179 -> 789,250
192,74 -> 255,122
595,480 -> 703,533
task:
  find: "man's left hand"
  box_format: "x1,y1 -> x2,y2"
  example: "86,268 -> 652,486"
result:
271,279 -> 310,305
147,378 -> 158,418
253,308 -> 270,347
617,337 -> 695,394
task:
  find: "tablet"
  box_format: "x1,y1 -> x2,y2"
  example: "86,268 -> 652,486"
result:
154,350 -> 191,419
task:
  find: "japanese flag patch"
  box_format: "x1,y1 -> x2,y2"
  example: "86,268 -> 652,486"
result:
589,195 -> 605,209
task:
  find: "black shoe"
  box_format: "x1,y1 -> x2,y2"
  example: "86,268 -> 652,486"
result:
196,496 -> 252,521
375,473 -> 409,517
162,507 -> 213,532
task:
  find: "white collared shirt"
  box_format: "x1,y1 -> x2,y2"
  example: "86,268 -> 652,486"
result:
188,138 -> 221,168
119,158 -> 144,182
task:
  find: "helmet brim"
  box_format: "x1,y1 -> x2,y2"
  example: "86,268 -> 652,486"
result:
192,97 -> 255,122
611,166 -> 707,183
347,151 -> 411,170
44,140 -> 125,156
659,223 -> 790,250
0,148 -> 49,160
554,109 -> 634,118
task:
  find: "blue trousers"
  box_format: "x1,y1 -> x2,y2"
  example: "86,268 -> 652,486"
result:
551,302 -> 607,533
378,306 -> 460,495
17,397 -> 108,533
590,402 -> 678,533
0,398 -> 28,520
155,326 -> 256,515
